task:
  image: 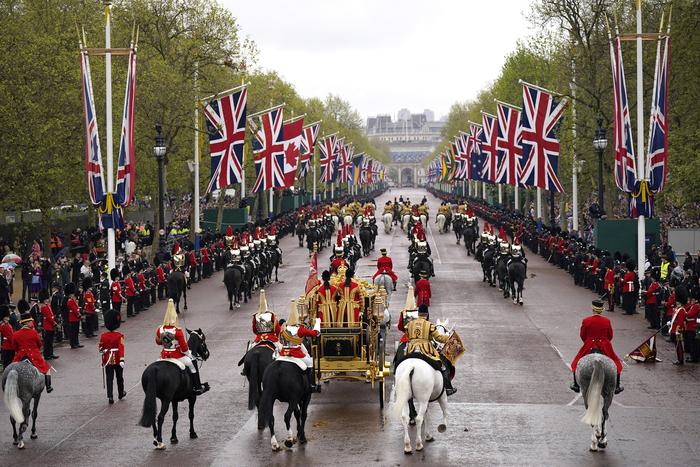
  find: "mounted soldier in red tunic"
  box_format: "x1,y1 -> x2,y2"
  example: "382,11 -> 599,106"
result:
12,308 -> 53,393
372,248 -> 398,291
570,299 -> 624,394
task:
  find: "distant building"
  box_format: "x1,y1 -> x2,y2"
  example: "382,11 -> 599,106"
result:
364,109 -> 445,186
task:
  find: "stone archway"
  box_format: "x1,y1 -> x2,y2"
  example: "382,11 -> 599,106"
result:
400,167 -> 415,187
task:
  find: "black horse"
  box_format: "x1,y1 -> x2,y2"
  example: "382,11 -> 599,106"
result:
167,270 -> 187,313
267,247 -> 282,282
482,246 -> 496,286
359,226 -> 372,257
223,266 -> 243,310
139,329 -> 210,449
495,255 -> 510,297
239,342 -> 275,411
258,360 -> 312,451
463,224 -> 478,256
453,217 -> 463,244
508,260 -> 526,305
411,255 -> 433,282
295,222 -> 306,248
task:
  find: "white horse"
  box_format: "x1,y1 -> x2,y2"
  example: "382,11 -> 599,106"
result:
402,214 -> 411,232
332,215 -> 340,232
382,212 -> 393,234
576,353 -> 617,452
343,214 -> 354,229
393,359 -> 448,454
436,214 -> 446,234
373,272 -> 393,307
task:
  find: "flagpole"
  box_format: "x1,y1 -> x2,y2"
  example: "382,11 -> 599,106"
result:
312,161 -> 316,202
193,61 -> 200,246
104,1 -> 116,272
570,50 -> 579,234
636,0 -> 646,284
498,185 -> 503,204
536,187 -> 542,219
514,185 -> 520,211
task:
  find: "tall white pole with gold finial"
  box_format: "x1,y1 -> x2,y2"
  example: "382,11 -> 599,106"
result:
636,0 -> 646,283
104,1 -> 116,272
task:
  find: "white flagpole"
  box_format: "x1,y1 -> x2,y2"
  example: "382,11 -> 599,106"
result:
269,189 -> 273,218
193,61 -> 200,242
514,185 -> 520,211
570,52 -> 579,234
104,1 -> 116,272
498,184 -> 503,204
636,0 -> 646,283
537,187 -> 542,219
331,182 -> 334,199
482,181 -> 486,200
312,163 -> 316,202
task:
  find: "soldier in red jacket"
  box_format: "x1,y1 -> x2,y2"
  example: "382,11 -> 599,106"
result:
124,265 -> 137,317
684,299 -> 699,363
251,290 -> 281,344
621,261 -> 638,315
201,246 -> 212,278
0,304 -> 15,368
110,268 -> 124,317
39,289 -> 58,360
82,278 -> 98,338
604,266 -> 615,312
155,261 -> 167,301
570,299 -> 624,394
12,309 -> 52,392
98,312 -> 126,404
188,250 -> 199,283
372,248 -> 398,291
66,283 -> 84,349
415,271 -> 432,308
644,272 -> 661,329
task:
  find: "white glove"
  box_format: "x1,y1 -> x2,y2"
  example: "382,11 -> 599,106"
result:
119,361 -> 125,369
313,318 -> 321,333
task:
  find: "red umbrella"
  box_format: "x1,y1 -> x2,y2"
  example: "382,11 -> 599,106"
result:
1,253 -> 22,265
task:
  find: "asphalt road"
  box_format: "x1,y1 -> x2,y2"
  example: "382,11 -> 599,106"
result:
1,188 -> 698,467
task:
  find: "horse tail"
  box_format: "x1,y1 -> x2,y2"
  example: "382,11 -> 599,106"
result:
139,366 -> 158,427
257,378 -> 275,430
3,368 -> 24,424
581,359 -> 605,427
247,353 -> 260,411
392,363 -> 415,420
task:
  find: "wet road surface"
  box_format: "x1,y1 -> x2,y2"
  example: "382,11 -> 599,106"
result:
1,188 -> 698,466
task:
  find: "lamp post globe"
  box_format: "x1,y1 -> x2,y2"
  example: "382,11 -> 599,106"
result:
593,115 -> 608,217
153,123 -> 167,234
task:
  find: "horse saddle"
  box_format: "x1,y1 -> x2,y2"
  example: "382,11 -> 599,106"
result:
158,358 -> 186,370
276,355 -> 307,371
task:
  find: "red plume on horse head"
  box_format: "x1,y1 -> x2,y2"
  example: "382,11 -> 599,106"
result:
499,226 -> 508,242
226,225 -> 233,237
172,241 -> 181,255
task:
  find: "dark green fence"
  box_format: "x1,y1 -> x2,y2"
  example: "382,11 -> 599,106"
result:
595,218 -> 660,261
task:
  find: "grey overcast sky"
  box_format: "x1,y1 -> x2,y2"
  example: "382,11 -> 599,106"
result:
222,0 -> 535,121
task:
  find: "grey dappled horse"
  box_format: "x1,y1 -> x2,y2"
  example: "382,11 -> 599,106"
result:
2,360 -> 45,449
576,353 -> 617,452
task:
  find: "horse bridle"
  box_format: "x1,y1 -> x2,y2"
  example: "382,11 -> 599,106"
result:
187,328 -> 208,367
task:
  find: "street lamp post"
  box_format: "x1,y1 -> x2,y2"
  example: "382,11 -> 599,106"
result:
153,123 -> 167,235
593,115 -> 608,216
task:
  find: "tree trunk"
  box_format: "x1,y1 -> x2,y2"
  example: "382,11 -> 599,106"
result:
215,187 -> 226,234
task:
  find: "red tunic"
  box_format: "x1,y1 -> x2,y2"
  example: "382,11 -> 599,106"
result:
278,326 -> 319,358
415,278 -> 432,307
604,269 -> 614,290
188,251 -> 197,267
99,331 -> 125,366
12,327 -> 50,374
570,314 -> 623,374
0,321 -> 13,350
685,303 -> 699,333
41,304 -> 56,332
111,281 -> 122,304
251,314 -> 281,343
124,276 -> 136,297
201,248 -> 210,264
83,291 -> 96,315
397,313 -> 408,344
138,273 -> 146,291
156,266 -> 166,284
372,256 -> 398,282
155,325 -> 189,359
68,297 -> 81,323
664,292 -> 676,317
622,271 -> 636,293
645,282 -> 659,305
670,305 -> 686,334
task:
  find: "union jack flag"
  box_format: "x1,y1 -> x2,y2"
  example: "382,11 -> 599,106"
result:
115,47 -> 137,207
455,133 -> 469,180
251,106 -> 285,192
646,26 -> 670,194
335,141 -> 351,184
80,47 -> 105,206
370,159 -> 381,183
518,83 -> 567,193
360,156 -> 371,184
342,144 -> 354,184
608,27 -> 637,193
298,121 -> 320,178
332,137 -> 344,183
495,101 -> 521,186
469,123 -> 484,182
203,87 -> 247,194
318,134 -> 336,183
480,112 -> 498,183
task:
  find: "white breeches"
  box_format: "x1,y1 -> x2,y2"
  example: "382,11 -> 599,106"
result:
300,345 -> 313,368
178,355 -> 197,373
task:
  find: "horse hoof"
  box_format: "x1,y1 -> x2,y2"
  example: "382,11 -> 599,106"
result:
18,441 -> 24,449
589,442 -> 599,452
437,424 -> 447,433
184,306 -> 188,310
416,443 -> 424,451
171,437 -> 178,444
426,435 -> 435,442
155,442 -> 166,450
598,441 -> 607,449
409,418 -> 416,426
229,306 -> 233,311
299,436 -> 307,445
284,439 -> 294,448
13,440 -> 18,446
404,448 -> 413,455
30,433 -> 38,439
190,432 -> 198,439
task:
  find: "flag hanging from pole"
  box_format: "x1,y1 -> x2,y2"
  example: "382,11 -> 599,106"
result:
455,135 -> 468,181
318,134 -> 336,184
469,123 -> 485,182
495,101 -> 522,187
115,46 -> 137,207
343,144 -> 354,184
625,332 -> 659,363
352,153 -> 365,185
298,121 -> 320,178
281,116 -> 304,188
361,156 -> 371,184
646,21 -> 670,194
251,106 -> 285,193
80,45 -> 105,206
202,87 -> 248,194
480,112 -> 498,183
518,82 -> 567,193
331,137 -> 344,183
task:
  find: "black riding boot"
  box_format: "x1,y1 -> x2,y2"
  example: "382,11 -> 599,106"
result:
45,374 -> 53,393
441,367 -> 456,396
191,368 -> 210,396
392,281 -> 397,291
570,373 -> 580,393
615,373 -> 624,394
306,368 -> 320,393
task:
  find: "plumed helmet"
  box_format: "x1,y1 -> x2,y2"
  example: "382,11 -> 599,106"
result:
163,299 -> 179,326
257,289 -> 270,315
403,286 -> 417,311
